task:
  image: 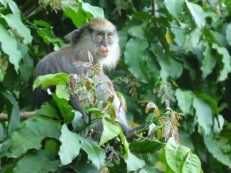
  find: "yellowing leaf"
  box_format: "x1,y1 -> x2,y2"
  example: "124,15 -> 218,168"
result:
165,29 -> 173,44
128,122 -> 140,127
109,105 -> 116,123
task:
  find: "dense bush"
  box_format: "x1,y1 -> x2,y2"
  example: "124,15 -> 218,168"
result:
1,0 -> 231,172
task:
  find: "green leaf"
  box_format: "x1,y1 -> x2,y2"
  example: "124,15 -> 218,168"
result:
18,42 -> 34,83
8,116 -> 61,158
184,28 -> 202,51
130,140 -> 162,153
164,0 -> 184,18
125,151 -> 145,172
0,139 -> 11,159
182,152 -> 201,173
175,89 -> 194,115
0,24 -> 21,73
201,42 -> 216,78
56,84 -> 70,100
99,118 -> 120,146
44,138 -> 60,157
171,26 -> 186,48
58,124 -> 81,165
33,20 -> 64,48
186,0 -> 205,29
80,137 -> 106,170
65,6 -> 88,27
124,38 -> 149,83
33,73 -> 68,90
212,43 -> 231,82
197,93 -> 218,115
37,102 -> 59,119
72,111 -> 86,131
14,150 -> 59,173
165,138 -> 191,173
0,92 -> 20,133
193,97 -> 213,135
8,0 -> 20,17
204,134 -> 231,167
52,94 -> 74,124
0,123 -> 4,140
1,14 -> 32,44
213,114 -> 224,133
169,59 -> 183,79
128,25 -> 145,39
117,124 -> 129,156
116,124 -> 145,171
81,2 -> 104,18
226,23 -> 231,46
0,0 -> 7,6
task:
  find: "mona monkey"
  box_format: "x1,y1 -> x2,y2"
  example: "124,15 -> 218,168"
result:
34,18 -> 144,137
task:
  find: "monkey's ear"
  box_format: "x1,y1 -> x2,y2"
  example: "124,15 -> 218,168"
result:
64,29 -> 81,44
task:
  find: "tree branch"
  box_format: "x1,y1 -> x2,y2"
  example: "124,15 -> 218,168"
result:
0,111 -> 36,121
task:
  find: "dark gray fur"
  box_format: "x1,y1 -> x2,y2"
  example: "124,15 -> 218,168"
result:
34,22 -> 144,138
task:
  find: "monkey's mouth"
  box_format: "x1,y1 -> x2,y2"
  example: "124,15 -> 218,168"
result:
100,50 -> 109,57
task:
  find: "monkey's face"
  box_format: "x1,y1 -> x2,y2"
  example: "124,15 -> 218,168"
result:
92,31 -> 116,58
72,18 -> 120,69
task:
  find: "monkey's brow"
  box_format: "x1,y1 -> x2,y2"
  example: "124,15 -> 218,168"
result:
94,29 -> 115,34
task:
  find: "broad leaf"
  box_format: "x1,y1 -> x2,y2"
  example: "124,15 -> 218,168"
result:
99,118 -> 120,146
8,0 -> 20,17
81,1 -> 104,18
52,94 -> 74,123
58,124 -> 81,165
164,0 -> 184,18
71,111 -> 86,131
182,152 -> 201,173
201,42 -> 216,78
128,25 -> 145,39
226,23 -> 231,46
117,124 -> 145,171
184,28 -> 202,51
186,0 -> 205,29
169,59 -> 183,79
124,38 -> 149,83
1,14 -> 32,44
175,89 -> 194,115
18,42 -> 34,83
204,134 -> 231,167
33,73 -> 68,90
212,43 -> 231,81
193,97 -> 213,135
165,138 -> 191,173
37,102 -> 59,119
14,150 -> 59,173
65,6 -> 88,27
8,116 -> 61,158
0,24 -> 21,73
213,114 -> 224,133
56,84 -> 70,100
0,92 -> 20,133
80,137 -> 106,170
125,151 -> 145,172
130,140 -> 162,153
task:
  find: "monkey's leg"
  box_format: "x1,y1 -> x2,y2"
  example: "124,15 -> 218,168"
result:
116,122 -> 146,137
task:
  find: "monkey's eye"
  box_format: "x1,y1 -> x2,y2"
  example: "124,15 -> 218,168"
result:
95,33 -> 103,40
107,33 -> 113,40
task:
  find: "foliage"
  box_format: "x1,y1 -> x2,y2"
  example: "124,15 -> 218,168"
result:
1,0 -> 231,172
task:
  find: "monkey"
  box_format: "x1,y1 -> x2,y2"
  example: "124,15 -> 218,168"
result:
34,17 -> 144,138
